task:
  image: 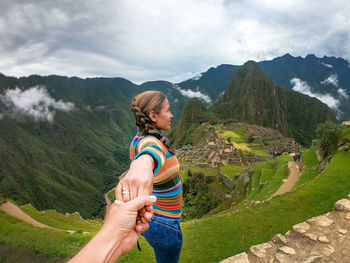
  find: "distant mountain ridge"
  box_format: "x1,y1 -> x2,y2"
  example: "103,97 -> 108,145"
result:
0,53 -> 346,217
173,61 -> 337,147
177,53 -> 350,121
0,74 -> 188,217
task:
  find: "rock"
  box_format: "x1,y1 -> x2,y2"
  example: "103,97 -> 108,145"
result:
346,212 -> 350,220
66,230 -> 75,234
282,179 -> 288,183
220,252 -> 250,263
317,235 -> 329,243
272,234 -> 287,245
334,199 -> 350,212
307,215 -> 333,227
275,252 -> 293,263
305,233 -> 318,241
250,200 -> 261,206
292,222 -> 310,234
300,255 -> 323,263
250,242 -> 272,258
322,245 -> 334,256
279,246 -> 296,255
338,228 -> 348,235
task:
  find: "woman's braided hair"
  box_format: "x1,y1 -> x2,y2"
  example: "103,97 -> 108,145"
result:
131,90 -> 175,154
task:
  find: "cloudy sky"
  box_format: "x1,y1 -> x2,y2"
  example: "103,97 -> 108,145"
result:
0,0 -> 349,84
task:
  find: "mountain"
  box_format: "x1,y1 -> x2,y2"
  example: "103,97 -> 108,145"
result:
170,97 -> 214,148
0,74 -> 188,218
177,64 -> 240,103
176,54 -> 350,121
173,61 -> 337,147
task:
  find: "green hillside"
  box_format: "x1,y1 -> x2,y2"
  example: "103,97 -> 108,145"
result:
0,74 -> 188,218
211,61 -> 337,146
120,148 -> 350,262
172,62 -> 336,150
1,124 -> 349,262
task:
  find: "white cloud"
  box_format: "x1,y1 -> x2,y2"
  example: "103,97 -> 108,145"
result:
320,74 -> 338,87
338,88 -> 349,99
321,62 -> 333,68
290,78 -> 340,109
0,86 -> 74,122
192,73 -> 203,81
172,84 -> 211,104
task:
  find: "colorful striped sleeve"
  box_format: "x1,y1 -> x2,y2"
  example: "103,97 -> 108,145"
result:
134,136 -> 166,175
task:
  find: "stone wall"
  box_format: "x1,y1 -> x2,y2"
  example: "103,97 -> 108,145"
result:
221,194 -> 350,263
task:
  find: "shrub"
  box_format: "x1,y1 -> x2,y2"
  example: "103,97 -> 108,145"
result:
316,121 -> 340,156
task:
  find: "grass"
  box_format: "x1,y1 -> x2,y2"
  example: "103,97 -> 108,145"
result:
120,150 -> 350,262
220,165 -> 246,179
188,166 -> 218,177
210,181 -> 231,194
2,148 -> 349,262
248,145 -> 269,156
260,168 -> 275,184
341,125 -> 350,142
0,210 -> 95,260
294,150 -> 320,188
20,204 -> 101,232
244,160 -> 276,203
240,155 -> 292,204
218,130 -> 245,143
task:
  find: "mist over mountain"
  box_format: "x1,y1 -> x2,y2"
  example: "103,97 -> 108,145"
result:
0,74 -> 188,217
173,61 -> 337,148
0,53 -> 346,217
176,54 -> 350,121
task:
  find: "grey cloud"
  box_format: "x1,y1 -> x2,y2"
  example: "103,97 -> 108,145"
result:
0,1 -> 350,83
0,86 -> 74,122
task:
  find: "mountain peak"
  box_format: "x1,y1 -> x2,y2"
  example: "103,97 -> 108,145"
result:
235,60 -> 264,78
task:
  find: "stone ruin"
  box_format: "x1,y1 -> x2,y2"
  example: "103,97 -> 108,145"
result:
221,194 -> 350,263
177,122 -> 299,170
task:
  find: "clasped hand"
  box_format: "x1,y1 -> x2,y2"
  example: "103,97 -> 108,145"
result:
115,154 -> 155,224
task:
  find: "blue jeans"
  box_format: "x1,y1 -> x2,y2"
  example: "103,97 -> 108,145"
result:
143,213 -> 182,263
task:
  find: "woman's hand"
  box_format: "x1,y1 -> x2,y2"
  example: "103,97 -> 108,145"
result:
115,154 -> 155,203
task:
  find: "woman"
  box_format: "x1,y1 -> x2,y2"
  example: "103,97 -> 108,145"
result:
116,90 -> 183,263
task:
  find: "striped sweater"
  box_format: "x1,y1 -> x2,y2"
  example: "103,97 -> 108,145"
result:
130,132 -> 182,218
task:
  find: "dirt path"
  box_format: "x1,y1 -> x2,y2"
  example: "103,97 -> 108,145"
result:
0,201 -> 57,230
269,161 -> 300,199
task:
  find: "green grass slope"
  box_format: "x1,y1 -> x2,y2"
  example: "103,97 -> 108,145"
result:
20,204 -> 102,232
0,210 -> 94,261
119,150 -> 350,262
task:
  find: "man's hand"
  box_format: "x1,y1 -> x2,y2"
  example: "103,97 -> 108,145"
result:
69,195 -> 156,263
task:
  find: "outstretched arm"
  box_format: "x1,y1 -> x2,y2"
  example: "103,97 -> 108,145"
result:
69,195 -> 156,263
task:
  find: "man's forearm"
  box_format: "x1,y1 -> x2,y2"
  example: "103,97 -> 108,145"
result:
69,226 -> 123,263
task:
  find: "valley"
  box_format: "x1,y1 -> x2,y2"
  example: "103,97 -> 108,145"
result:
0,54 -> 350,262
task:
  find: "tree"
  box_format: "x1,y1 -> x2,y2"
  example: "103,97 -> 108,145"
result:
316,121 -> 340,155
